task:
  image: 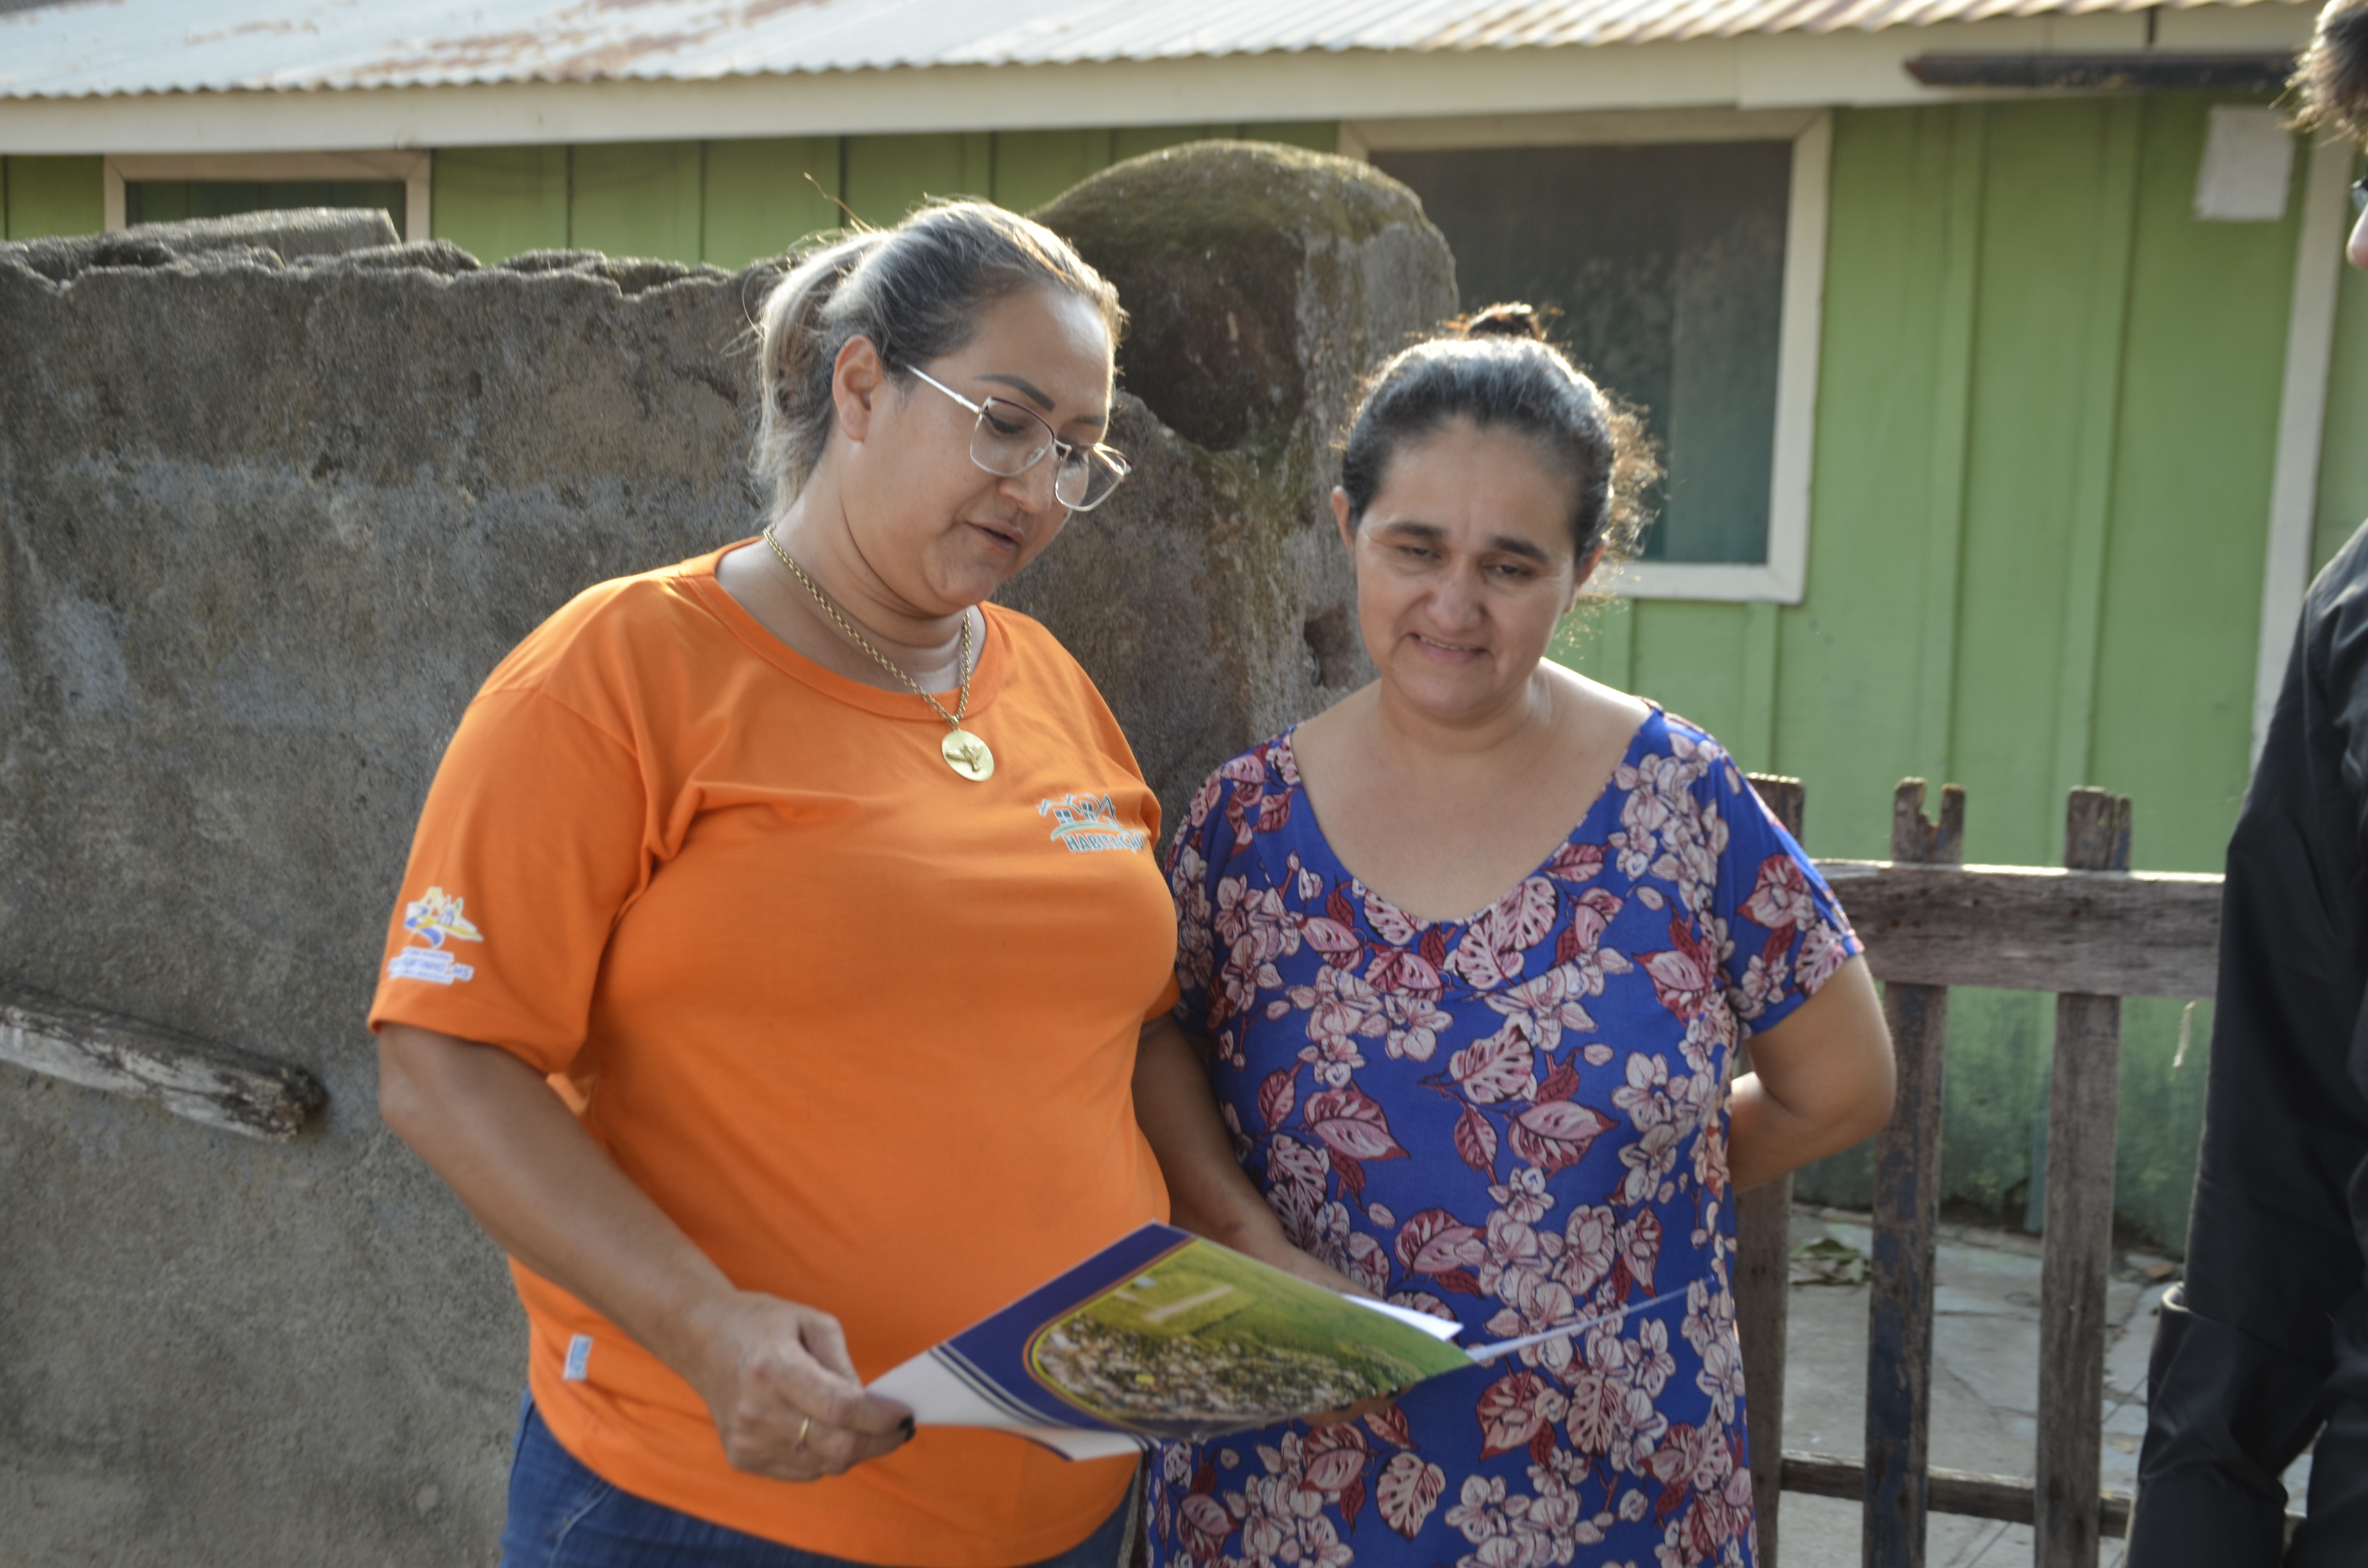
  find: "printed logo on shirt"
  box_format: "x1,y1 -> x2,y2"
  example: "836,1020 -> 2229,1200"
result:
1037,792 -> 1149,855
386,885 -> 483,985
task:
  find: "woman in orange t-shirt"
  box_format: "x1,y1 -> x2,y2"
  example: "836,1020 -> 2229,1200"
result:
372,202 -> 1175,1568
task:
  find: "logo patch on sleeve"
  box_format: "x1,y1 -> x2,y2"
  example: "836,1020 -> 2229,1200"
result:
1037,792 -> 1149,854
387,885 -> 484,985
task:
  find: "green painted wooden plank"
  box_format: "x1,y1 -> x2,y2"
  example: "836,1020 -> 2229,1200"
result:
1108,123 -> 1336,166
702,137 -> 844,268
1773,107 -> 1966,863
4,155 -> 103,238
843,132 -> 992,226
1950,101 -> 2130,869
1631,600 -> 1749,742
2114,996 -> 2213,1249
993,129 -> 1113,214
431,146 -> 568,263
2089,92 -> 2301,874
1549,594 -> 1634,690
1943,986 -> 2050,1224
1918,104 -> 1986,801
1240,122 -> 1340,153
571,142 -> 704,263
2046,95 -> 2144,822
1736,600 -> 1780,772
1112,125 -> 1224,162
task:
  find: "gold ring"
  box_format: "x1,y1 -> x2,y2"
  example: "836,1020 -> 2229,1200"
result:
794,1415 -> 812,1453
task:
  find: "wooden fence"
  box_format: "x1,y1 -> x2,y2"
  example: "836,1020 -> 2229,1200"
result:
1738,776 -> 2223,1568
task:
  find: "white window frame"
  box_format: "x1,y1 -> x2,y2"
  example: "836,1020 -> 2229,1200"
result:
103,151 -> 431,245
1342,109 -> 1832,605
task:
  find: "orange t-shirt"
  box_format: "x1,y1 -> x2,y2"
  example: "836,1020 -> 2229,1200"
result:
368,544 -> 1178,1566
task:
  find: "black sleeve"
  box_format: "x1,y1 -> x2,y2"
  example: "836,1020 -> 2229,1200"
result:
2130,529 -> 2368,1561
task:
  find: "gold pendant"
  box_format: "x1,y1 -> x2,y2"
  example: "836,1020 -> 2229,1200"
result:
941,728 -> 994,781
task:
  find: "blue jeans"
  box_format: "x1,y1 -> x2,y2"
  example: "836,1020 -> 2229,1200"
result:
499,1397 -> 1137,1568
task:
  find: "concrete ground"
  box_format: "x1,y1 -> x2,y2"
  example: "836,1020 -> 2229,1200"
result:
1763,1207 -> 2313,1568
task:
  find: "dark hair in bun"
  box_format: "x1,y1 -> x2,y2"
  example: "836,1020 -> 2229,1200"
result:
1457,303 -> 1549,341
1338,302 -> 1655,564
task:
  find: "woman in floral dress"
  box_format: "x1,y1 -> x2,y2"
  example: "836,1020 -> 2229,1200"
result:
1131,307 -> 1896,1568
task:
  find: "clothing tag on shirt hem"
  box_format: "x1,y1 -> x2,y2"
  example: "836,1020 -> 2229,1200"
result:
564,1334 -> 593,1382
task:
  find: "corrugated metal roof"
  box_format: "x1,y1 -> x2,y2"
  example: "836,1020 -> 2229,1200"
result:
0,0 -> 2293,100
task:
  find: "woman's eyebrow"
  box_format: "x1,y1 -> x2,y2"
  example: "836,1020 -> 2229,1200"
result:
978,373 -> 1108,432
978,373 -> 1055,411
1374,519 -> 1554,564
1488,535 -> 1555,564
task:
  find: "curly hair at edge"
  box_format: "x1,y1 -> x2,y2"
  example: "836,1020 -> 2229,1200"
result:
2292,0 -> 2368,140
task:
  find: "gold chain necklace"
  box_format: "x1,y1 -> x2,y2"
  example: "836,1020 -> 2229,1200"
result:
762,527 -> 994,781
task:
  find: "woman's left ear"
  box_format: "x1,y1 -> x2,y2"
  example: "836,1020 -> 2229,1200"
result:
832,335 -> 887,442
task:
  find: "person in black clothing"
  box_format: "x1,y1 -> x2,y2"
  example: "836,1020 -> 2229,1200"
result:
2126,5 -> 2368,1556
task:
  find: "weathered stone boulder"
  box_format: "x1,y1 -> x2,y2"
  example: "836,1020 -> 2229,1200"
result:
5,206 -> 403,282
0,142 -> 1455,1567
1018,143 -> 1456,822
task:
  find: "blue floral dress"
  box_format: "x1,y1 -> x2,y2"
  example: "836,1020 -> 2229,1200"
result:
1146,708 -> 1861,1568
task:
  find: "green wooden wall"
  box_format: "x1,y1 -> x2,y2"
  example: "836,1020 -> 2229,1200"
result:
1553,94 -> 2315,1251
1,155 -> 103,239
431,124 -> 1338,267
0,129 -> 1336,257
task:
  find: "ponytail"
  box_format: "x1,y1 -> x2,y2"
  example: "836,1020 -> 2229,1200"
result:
753,231 -> 892,504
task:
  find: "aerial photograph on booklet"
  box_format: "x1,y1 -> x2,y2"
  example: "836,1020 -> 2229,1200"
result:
870,1224 -> 1474,1460
1030,1232 -> 1467,1436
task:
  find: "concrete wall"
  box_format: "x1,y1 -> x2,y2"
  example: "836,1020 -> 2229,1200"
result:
0,154 -> 1455,1565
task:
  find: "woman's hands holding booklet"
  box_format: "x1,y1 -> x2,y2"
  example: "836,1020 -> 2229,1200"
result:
678,1291 -> 916,1482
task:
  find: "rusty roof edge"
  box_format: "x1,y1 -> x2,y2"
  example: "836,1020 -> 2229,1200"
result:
0,0 -> 2312,103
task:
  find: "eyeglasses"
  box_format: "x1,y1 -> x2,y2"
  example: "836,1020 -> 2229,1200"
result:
907,366 -> 1131,513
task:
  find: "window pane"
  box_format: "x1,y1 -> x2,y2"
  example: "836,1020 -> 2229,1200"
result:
1375,141 -> 1791,565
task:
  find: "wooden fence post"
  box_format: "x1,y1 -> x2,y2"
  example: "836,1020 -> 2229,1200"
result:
1864,778 -> 1964,1568
1741,773 -> 1806,1568
2034,788 -> 2132,1568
